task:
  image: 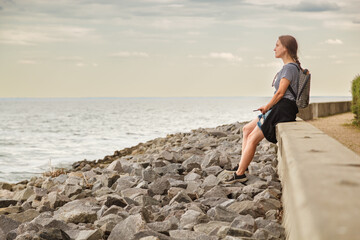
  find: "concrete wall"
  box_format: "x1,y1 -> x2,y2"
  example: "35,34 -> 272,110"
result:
297,101 -> 351,120
276,102 -> 360,240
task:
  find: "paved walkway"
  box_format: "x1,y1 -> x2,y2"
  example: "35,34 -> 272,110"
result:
307,112 -> 360,155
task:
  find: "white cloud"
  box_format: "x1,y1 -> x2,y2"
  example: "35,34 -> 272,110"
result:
189,52 -> 243,63
208,52 -> 243,62
0,26 -> 96,45
110,52 -> 149,57
255,61 -> 282,68
18,59 -> 37,64
325,39 -> 343,45
56,56 -> 83,61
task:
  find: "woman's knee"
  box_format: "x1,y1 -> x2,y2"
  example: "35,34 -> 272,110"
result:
243,124 -> 253,136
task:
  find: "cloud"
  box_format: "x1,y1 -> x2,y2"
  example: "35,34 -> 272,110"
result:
76,62 -> 85,67
208,52 -> 243,62
56,56 -> 83,61
288,1 -> 340,12
18,59 -> 37,64
325,39 -> 343,45
189,52 -> 243,63
110,52 -> 149,57
0,26 -> 96,45
255,61 -> 282,68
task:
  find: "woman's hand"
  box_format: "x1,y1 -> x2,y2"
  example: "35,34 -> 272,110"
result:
258,105 -> 269,114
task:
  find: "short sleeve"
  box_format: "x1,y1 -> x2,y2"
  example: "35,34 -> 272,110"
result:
279,64 -> 298,83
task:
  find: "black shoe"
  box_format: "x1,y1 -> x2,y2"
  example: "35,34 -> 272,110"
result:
223,172 -> 248,184
225,166 -> 249,173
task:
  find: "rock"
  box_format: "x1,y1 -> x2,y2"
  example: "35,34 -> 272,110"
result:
256,198 -> 281,213
38,228 -> 71,240
0,199 -> 17,208
203,186 -> 228,199
46,192 -> 71,209
227,201 -> 265,218
193,221 -> 230,235
182,155 -> 202,172
208,131 -> 227,138
7,209 -> 40,223
13,187 -> 35,202
102,194 -> 127,208
179,209 -> 206,230
169,229 -> 209,240
149,177 -> 170,195
230,214 -> 256,233
142,167 -> 160,183
0,215 -> 20,237
207,206 -> 239,222
63,184 -> 83,198
54,198 -> 99,224
169,190 -> 192,205
0,206 -> 22,215
201,175 -> 220,191
201,151 -> 220,169
161,150 -> 174,161
107,159 -> 123,172
0,182 -> 12,191
203,166 -> 223,176
75,229 -> 103,240
108,214 -> 148,240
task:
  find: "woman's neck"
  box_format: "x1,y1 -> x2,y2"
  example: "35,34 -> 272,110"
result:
282,54 -> 295,65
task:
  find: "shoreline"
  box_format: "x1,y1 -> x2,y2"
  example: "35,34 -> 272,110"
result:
0,121 -> 285,240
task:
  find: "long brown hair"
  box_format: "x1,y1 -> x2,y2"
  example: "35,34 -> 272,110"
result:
279,35 -> 302,69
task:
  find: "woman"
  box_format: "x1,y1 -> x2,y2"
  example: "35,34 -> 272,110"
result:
225,35 -> 301,184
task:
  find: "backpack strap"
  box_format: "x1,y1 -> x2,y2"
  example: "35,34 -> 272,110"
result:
288,63 -> 300,100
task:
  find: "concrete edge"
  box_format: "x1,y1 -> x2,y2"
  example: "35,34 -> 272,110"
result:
276,115 -> 360,239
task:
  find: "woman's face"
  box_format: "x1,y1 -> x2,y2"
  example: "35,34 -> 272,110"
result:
274,39 -> 287,58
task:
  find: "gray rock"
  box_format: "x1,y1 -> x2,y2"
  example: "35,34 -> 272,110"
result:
179,209 -> 206,230
230,214 -> 256,233
75,229 -> 103,240
54,174 -> 68,184
0,215 -> 20,237
182,155 -> 202,172
0,182 -> 12,190
207,206 -> 239,222
227,201 -> 265,218
193,221 -> 230,235
107,159 -> 123,172
46,192 -> 71,209
169,229 -> 209,240
203,166 -> 223,176
38,228 -> 71,240
201,151 -> 220,169
63,184 -> 83,198
201,175 -> 220,191
203,186 -> 228,199
108,214 -> 148,240
184,172 -> 201,182
142,167 -> 160,182
149,177 -> 170,195
54,198 -> 99,224
256,198 -> 281,213
7,209 -> 40,223
13,187 -> 34,202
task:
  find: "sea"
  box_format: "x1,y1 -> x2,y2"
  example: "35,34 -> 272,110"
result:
0,96 -> 351,183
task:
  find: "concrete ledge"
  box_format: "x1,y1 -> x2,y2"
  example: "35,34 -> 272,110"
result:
276,121 -> 360,240
298,101 -> 351,120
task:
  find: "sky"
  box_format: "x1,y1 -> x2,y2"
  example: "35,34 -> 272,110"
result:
0,0 -> 359,98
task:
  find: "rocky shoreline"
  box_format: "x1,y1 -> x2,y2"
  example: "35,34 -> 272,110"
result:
0,121 -> 285,240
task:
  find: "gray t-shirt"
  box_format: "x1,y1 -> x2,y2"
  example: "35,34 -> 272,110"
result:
274,63 -> 299,101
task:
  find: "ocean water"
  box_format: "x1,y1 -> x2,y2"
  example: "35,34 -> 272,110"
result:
0,96 -> 351,183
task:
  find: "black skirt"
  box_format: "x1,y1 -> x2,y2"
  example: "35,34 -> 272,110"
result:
260,98 -> 298,143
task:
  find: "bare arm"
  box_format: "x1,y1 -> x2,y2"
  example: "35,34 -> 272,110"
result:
258,78 -> 290,114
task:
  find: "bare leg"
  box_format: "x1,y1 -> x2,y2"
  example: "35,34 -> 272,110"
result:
237,125 -> 265,175
242,117 -> 259,154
